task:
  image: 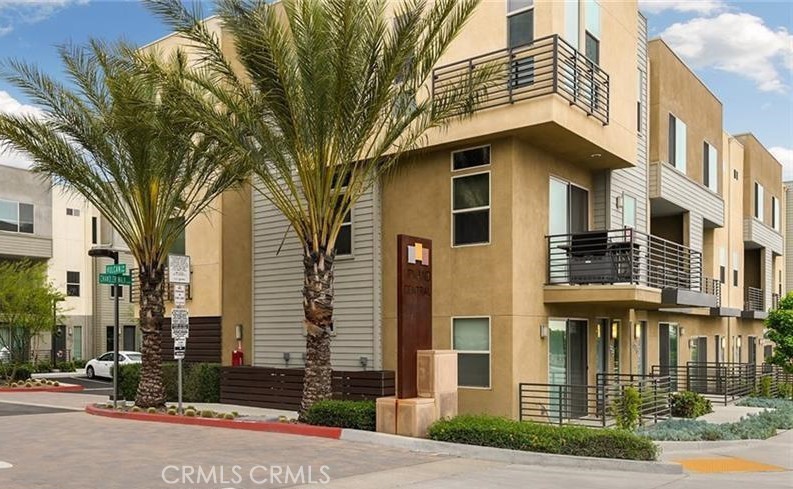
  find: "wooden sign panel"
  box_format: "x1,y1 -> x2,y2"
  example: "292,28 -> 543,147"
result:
396,234 -> 433,399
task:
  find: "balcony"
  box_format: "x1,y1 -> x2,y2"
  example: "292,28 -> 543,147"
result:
545,228 -> 719,308
743,218 -> 783,255
648,162 -> 724,228
742,286 -> 767,320
430,35 -> 631,170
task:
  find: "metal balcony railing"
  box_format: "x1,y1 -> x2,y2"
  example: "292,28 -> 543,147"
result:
744,287 -> 764,312
518,373 -> 670,427
702,277 -> 721,307
771,292 -> 780,310
129,268 -> 191,305
546,228 -> 705,292
652,362 -> 757,405
432,34 -> 610,125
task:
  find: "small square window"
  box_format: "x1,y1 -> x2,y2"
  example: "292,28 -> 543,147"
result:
66,271 -> 80,297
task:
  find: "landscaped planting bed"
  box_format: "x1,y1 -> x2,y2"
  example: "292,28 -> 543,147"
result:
427,415 -> 659,461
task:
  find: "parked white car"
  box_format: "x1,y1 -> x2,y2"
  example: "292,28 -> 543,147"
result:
85,351 -> 142,379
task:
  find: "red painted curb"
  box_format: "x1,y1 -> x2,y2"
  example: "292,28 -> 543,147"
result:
1,384 -> 84,393
85,405 -> 342,439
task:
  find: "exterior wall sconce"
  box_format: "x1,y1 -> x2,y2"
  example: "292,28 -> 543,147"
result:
721,337 -> 726,349
633,323 -> 641,339
611,322 -> 619,340
540,324 -> 549,339
283,352 -> 291,366
737,336 -> 742,348
615,195 -> 623,209
359,356 -> 369,370
596,323 -> 602,338
679,327 -> 685,336
235,324 -> 243,341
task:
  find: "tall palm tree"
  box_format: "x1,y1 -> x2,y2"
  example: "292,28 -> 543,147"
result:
0,41 -> 246,407
148,0 -> 498,414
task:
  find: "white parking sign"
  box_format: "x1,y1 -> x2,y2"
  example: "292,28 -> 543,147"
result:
168,254 -> 191,284
171,308 -> 189,339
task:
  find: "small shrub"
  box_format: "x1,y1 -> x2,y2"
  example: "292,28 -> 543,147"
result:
611,386 -> 641,430
756,376 -> 773,398
777,382 -> 792,400
231,411 -> 239,417
147,407 -> 157,414
200,410 -> 215,418
186,405 -> 196,411
52,381 -> 59,387
428,415 -> 658,461
184,409 -> 196,417
302,400 -> 376,431
117,363 -> 141,401
184,364 -> 221,403
73,359 -> 87,369
223,413 -> 235,420
737,397 -> 793,409
670,391 -> 712,418
167,409 -> 177,416
56,361 -> 75,372
131,406 -> 141,412
8,364 -> 32,381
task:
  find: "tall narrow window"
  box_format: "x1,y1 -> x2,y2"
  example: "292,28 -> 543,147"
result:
564,0 -> 580,48
453,317 -> 490,388
336,209 -> 353,256
637,70 -> 644,133
704,142 -> 718,192
622,194 -> 636,229
452,172 -> 490,246
507,1 -> 534,88
772,196 -> 780,231
669,115 -> 687,172
732,252 -> 739,287
584,0 -> 600,63
167,217 -> 186,256
66,271 -> 80,297
719,247 -> 726,284
91,217 -> 98,245
754,182 -> 764,221
18,203 -> 33,234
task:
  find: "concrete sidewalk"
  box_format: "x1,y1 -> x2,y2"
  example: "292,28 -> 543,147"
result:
697,405 -> 768,424
31,369 -> 86,379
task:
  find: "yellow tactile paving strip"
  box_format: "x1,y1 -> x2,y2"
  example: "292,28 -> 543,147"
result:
676,457 -> 786,473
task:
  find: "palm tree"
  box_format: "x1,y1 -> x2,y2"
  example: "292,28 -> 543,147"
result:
0,41 -> 246,407
148,0 -> 498,414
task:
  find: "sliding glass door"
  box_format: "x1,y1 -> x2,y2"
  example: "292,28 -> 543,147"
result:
548,318 -> 588,419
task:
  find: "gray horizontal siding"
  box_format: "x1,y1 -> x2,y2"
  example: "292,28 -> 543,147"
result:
0,232 -> 51,259
252,183 -> 380,371
785,184 -> 793,293
649,161 -> 725,227
744,217 -> 783,255
91,253 -> 138,358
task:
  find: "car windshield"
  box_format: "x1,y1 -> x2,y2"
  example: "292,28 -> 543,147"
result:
126,354 -> 142,361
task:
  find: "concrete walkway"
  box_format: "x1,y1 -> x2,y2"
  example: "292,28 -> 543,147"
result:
697,404 -> 769,423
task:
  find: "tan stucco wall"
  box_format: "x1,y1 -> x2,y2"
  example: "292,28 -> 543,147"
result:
221,185 -> 253,365
648,39 -> 723,191
736,133 -> 784,224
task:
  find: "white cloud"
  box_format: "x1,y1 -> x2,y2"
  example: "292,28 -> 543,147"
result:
0,90 -> 42,169
0,0 -> 89,36
771,147 -> 793,181
639,0 -> 726,15
659,13 -> 793,93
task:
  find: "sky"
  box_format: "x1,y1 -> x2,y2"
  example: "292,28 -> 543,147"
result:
0,0 -> 791,175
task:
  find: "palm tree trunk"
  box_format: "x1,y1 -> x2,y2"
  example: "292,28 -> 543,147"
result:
135,263 -> 166,408
299,246 -> 334,415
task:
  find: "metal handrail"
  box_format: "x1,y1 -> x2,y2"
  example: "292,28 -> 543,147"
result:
651,362 -> 758,404
432,34 -> 610,125
547,227 -> 706,292
745,287 -> 764,311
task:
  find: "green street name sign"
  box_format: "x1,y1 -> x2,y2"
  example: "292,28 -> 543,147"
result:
98,273 -> 132,286
105,263 -> 127,275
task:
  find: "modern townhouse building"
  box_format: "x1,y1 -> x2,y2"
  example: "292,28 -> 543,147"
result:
150,0 -> 785,418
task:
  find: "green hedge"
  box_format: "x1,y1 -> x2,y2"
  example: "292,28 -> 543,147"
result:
670,391 -> 713,418
2,364 -> 32,382
302,400 -> 376,431
118,363 -> 220,403
427,415 -> 658,461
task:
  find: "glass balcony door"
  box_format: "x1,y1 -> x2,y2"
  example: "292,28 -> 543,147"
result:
548,318 -> 588,419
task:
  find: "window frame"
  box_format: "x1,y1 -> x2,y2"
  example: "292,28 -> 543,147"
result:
668,113 -> 687,172
754,182 -> 764,221
622,193 -> 636,229
0,199 -> 34,234
451,170 -> 492,248
506,1 -> 534,49
450,144 -> 492,172
772,196 -> 780,231
66,271 -> 80,297
451,316 -> 492,390
703,141 -> 718,193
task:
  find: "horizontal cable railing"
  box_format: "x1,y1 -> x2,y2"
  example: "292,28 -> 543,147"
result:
547,228 -> 705,292
432,34 -> 609,125
744,287 -> 764,311
519,373 -> 670,427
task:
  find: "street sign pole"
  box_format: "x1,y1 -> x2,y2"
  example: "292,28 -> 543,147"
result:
112,258 -> 119,410
169,254 -> 191,416
178,357 -> 183,415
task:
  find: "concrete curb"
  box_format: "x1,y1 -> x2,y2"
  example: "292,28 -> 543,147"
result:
85,405 -> 342,439
0,383 -> 84,393
32,370 -> 85,379
0,399 -> 84,411
339,429 -> 683,475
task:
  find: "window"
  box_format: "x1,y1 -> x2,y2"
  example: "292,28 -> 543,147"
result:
719,247 -> 726,284
66,208 -> 80,217
732,252 -> 739,287
104,329 -> 114,355
91,217 -> 98,245
507,0 -> 533,48
584,0 -> 600,64
668,115 -> 687,172
564,0 -> 580,48
110,285 -> 123,299
733,169 -> 739,180
452,172 -> 490,246
772,196 -> 780,231
754,182 -> 764,221
703,142 -> 718,192
336,209 -> 352,256
167,217 -> 186,256
0,200 -> 34,234
637,69 -> 644,133
66,271 -> 80,297
453,317 -> 490,388
452,146 -> 490,171
622,194 -> 636,229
